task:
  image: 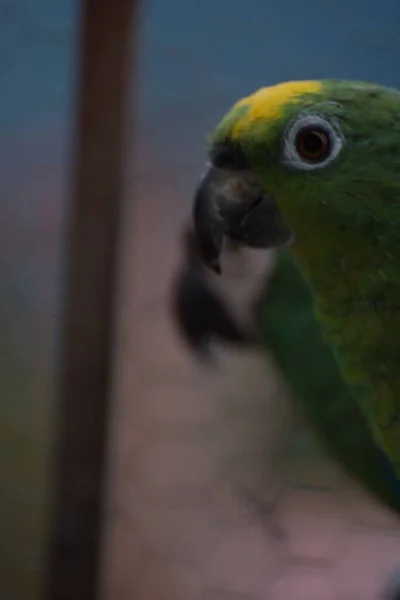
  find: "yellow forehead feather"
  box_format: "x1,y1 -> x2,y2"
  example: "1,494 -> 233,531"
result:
231,80 -> 323,138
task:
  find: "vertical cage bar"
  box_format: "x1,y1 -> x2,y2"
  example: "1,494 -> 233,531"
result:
45,0 -> 139,598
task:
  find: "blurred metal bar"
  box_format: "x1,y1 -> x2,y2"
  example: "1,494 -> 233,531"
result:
45,0 -> 139,598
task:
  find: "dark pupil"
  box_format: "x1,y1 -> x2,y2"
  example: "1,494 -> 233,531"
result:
302,131 -> 323,154
296,127 -> 330,161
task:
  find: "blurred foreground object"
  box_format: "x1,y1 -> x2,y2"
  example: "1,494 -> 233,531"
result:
45,0 -> 139,599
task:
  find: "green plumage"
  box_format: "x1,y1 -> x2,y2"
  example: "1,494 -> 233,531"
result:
173,79 -> 400,598
212,79 -> 400,477
258,250 -> 400,512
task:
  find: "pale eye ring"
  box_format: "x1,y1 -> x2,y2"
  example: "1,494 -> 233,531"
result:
282,114 -> 344,171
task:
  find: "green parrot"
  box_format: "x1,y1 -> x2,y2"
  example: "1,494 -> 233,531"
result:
172,80 -> 400,520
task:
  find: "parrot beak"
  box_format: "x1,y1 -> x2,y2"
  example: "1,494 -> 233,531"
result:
193,164 -> 292,273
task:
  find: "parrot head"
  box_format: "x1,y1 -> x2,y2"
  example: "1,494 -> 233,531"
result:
194,80 -> 400,275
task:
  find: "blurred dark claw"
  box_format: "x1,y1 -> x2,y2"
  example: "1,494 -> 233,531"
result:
171,226 -> 256,362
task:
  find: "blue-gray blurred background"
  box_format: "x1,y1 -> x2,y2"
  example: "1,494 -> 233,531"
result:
2,1 -> 400,598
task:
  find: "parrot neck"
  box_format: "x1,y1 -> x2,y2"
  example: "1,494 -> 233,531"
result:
289,224 -> 400,475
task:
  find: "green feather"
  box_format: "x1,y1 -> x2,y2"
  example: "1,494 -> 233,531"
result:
214,79 -> 400,475
258,250 -> 400,512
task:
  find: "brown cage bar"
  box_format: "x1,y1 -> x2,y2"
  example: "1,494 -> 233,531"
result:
45,1 -> 139,598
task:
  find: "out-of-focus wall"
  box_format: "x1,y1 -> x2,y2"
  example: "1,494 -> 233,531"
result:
0,2 -> 78,598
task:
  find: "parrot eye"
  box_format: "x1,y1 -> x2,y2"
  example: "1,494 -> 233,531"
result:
282,114 -> 344,171
295,127 -> 330,161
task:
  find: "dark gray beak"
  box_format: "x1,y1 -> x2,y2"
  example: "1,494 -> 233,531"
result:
193,164 -> 292,273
